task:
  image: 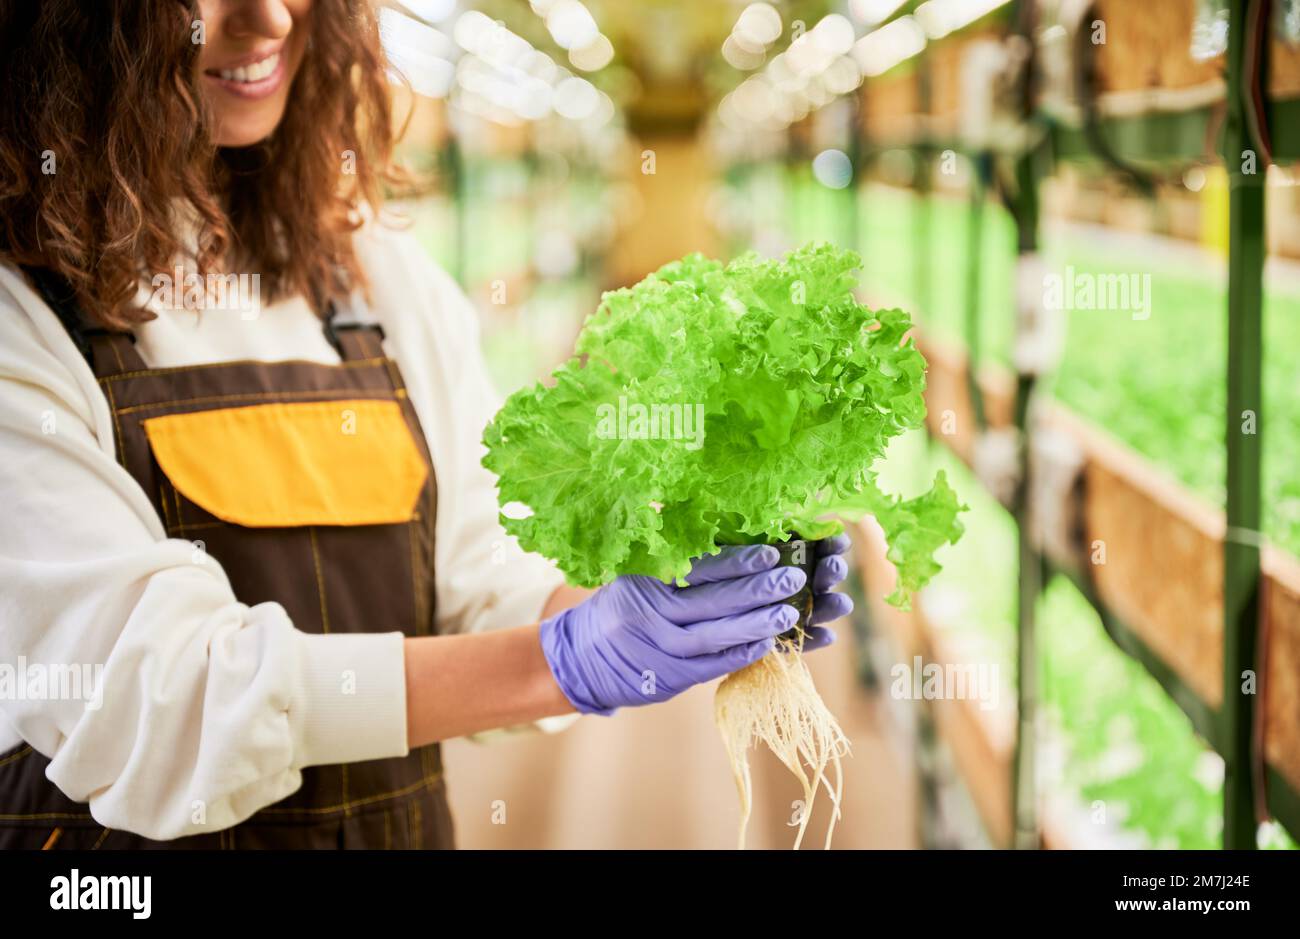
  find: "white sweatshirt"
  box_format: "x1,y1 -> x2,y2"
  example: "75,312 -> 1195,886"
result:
0,220 -> 566,840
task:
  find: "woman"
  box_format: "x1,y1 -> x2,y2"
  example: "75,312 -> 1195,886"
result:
0,0 -> 852,849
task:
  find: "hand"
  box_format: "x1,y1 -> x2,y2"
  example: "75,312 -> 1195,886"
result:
540,545 -> 810,715
802,533 -> 854,653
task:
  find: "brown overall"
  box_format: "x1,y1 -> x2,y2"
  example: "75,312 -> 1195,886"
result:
0,273 -> 455,849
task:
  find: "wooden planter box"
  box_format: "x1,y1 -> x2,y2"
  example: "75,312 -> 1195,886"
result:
1090,0 -> 1300,100
928,29 -> 1004,120
860,69 -> 921,145
913,329 -> 1300,803
861,5 -> 1300,148
855,517 -> 1110,849
1272,36 -> 1300,99
1263,548 -> 1300,787
1091,0 -> 1222,94
855,519 -> 1016,845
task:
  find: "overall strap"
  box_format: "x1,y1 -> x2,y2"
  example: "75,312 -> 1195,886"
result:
21,266 -> 148,378
322,295 -> 387,363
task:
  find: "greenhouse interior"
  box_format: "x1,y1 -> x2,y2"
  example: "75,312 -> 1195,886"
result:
379,0 -> 1300,852
5,0 -> 1300,879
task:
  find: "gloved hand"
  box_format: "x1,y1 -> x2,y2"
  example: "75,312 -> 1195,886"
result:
541,540 -> 852,716
805,533 -> 854,651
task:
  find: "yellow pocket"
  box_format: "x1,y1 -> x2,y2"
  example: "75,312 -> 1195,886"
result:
143,399 -> 427,528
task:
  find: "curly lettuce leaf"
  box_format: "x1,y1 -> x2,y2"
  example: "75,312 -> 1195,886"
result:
481,243 -> 966,605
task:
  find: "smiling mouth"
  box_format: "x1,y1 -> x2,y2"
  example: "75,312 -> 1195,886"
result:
203,49 -> 286,99
213,51 -> 280,83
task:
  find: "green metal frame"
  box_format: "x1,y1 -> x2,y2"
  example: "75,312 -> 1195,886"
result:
1221,0 -> 1267,850
909,53 -> 941,853
1048,105 -> 1220,165
1049,94 -> 1300,168
444,137 -> 467,287
914,59 -> 935,320
1002,0 -> 1042,852
963,152 -> 991,431
1269,97 -> 1300,163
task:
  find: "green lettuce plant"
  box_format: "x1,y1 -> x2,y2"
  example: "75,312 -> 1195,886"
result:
482,243 -> 965,608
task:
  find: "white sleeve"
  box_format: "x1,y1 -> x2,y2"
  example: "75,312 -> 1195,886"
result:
365,231 -> 568,639
0,268 -> 409,841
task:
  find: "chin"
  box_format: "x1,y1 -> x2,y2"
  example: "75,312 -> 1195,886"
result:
214,114 -> 286,148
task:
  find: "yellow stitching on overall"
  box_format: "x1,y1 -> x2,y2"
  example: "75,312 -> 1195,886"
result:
99,356 -> 388,384
0,745 -> 32,767
309,527 -> 331,634
408,519 -> 423,634
381,356 -> 404,393
256,773 -> 443,816
171,520 -> 227,534
173,484 -> 184,534
0,811 -> 92,821
158,484 -> 172,531
102,380 -> 126,467
115,387 -> 381,417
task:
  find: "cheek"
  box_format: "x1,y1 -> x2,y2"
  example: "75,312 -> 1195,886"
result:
286,6 -> 313,72
289,0 -> 314,43
193,0 -> 222,61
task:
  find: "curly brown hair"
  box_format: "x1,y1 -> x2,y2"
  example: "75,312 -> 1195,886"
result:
0,0 -> 402,329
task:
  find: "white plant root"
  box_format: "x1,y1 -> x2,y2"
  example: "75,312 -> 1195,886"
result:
714,637 -> 851,849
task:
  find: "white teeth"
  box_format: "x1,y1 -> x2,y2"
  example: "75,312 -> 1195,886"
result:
219,52 -> 279,84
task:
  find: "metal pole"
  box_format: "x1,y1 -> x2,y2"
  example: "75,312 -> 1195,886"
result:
914,60 -> 933,318
965,151 -> 991,430
447,136 -> 467,288
859,82 -> 872,272
1222,0 -> 1267,850
1010,151 -> 1042,851
847,95 -> 864,253
1008,0 -> 1043,851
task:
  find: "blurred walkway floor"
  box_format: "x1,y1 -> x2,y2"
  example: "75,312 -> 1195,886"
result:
443,636 -> 917,849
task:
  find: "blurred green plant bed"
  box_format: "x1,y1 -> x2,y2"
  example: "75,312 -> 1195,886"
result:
404,194 -> 532,287
400,191 -> 605,395
787,177 -> 1300,559
879,435 -> 1295,848
479,278 -> 601,392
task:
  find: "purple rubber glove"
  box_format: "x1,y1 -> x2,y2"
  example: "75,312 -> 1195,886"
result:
541,545 -> 809,715
802,533 -> 854,652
